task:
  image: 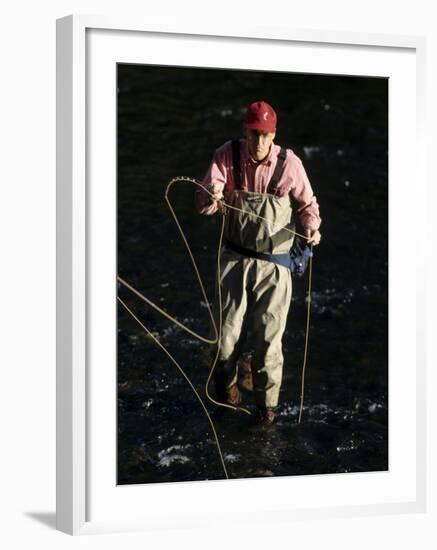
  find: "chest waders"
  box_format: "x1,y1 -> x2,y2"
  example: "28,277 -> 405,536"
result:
216,140 -> 294,409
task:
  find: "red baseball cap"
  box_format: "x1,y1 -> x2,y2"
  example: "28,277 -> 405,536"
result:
244,101 -> 277,132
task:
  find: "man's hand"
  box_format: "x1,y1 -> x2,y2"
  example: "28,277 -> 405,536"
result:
305,228 -> 322,246
209,183 -> 224,204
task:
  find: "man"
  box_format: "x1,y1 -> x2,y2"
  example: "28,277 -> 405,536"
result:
196,100 -> 321,426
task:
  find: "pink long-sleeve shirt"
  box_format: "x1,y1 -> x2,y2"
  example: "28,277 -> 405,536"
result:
196,139 -> 321,231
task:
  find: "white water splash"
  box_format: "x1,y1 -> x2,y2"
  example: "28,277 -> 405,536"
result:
224,453 -> 241,464
157,444 -> 191,468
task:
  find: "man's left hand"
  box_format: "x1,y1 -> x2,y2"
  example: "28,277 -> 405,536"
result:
305,229 -> 322,246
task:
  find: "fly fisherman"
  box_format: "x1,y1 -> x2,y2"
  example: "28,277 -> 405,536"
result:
196,101 -> 322,427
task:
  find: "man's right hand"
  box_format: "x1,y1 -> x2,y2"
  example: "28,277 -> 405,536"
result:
209,183 -> 224,204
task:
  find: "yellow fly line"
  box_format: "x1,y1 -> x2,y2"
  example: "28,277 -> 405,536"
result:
117,176 -> 314,477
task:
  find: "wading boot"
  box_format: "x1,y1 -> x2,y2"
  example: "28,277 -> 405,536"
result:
250,406 -> 276,430
214,371 -> 242,406
238,356 -> 253,393
225,384 -> 242,406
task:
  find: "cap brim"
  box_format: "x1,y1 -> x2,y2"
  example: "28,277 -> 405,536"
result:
244,122 -> 276,132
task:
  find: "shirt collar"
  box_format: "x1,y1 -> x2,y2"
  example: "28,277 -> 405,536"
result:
242,139 -> 275,166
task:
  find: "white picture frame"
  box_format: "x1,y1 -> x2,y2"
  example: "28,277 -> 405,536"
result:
56,14 -> 427,535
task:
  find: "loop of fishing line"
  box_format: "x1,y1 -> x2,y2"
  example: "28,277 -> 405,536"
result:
118,176 -> 251,415
118,175 -> 314,478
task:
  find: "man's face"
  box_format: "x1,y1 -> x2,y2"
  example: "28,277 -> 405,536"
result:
245,128 -> 276,161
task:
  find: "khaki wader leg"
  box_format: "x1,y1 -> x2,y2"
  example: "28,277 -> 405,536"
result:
250,262 -> 292,408
216,250 -> 251,390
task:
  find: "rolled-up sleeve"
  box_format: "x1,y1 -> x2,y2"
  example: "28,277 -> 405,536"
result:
288,154 -> 321,231
195,145 -> 229,215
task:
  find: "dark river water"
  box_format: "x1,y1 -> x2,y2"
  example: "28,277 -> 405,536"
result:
116,64 -> 388,484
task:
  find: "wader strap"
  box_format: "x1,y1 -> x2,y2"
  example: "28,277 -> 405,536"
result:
225,239 -> 292,270
267,147 -> 287,194
232,139 -> 242,189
